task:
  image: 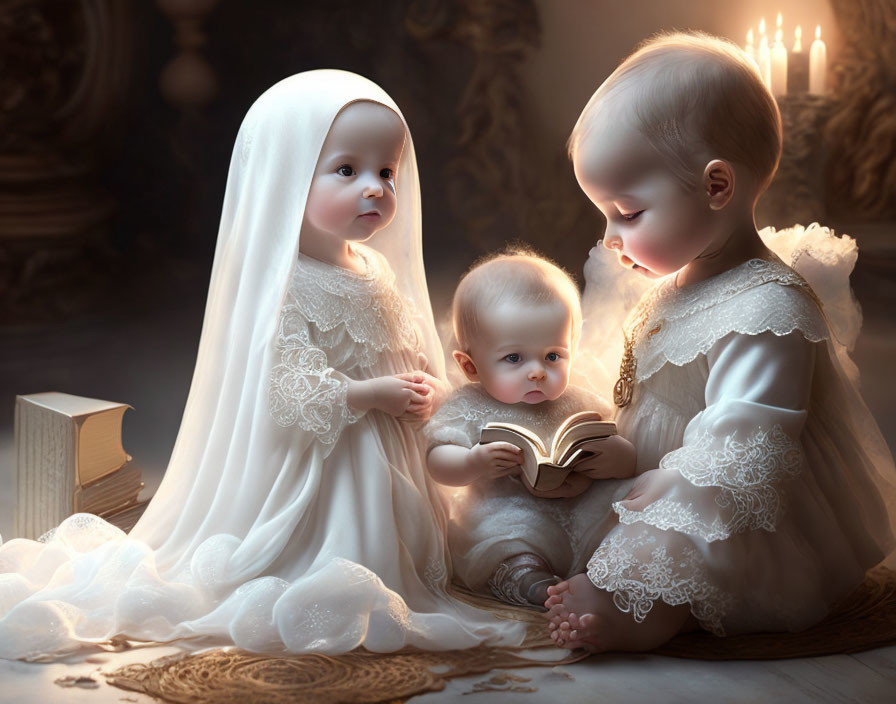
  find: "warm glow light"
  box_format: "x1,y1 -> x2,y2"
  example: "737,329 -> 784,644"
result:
794,25 -> 803,52
770,23 -> 788,96
747,28 -> 754,45
777,12 -> 783,30
809,25 -> 827,94
759,18 -> 766,36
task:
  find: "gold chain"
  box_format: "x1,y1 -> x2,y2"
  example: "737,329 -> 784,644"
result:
613,301 -> 658,408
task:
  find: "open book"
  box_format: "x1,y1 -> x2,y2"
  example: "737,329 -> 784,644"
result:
479,411 -> 616,491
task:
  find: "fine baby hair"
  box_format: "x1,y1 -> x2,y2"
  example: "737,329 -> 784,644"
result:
452,246 -> 583,355
569,31 -> 782,196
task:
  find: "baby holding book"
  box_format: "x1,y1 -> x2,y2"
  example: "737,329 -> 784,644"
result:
424,249 -> 637,607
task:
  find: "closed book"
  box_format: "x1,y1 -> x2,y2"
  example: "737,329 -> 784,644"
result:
15,392 -> 133,540
74,462 -> 144,516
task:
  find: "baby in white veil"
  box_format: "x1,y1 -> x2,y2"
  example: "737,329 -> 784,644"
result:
0,70 -> 530,659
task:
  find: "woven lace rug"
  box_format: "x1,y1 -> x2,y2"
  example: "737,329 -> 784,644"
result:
103,567 -> 896,704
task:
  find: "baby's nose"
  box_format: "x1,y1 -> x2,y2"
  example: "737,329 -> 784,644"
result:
528,365 -> 546,380
363,178 -> 384,198
603,233 -> 622,251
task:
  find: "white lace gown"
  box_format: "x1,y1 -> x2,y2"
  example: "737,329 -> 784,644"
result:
425,383 -> 630,594
0,244 -> 527,658
586,256 -> 896,636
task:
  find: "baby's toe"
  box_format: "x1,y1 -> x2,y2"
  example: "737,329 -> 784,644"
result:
546,580 -> 570,596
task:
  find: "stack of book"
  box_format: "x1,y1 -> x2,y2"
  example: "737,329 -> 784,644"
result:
14,392 -> 150,539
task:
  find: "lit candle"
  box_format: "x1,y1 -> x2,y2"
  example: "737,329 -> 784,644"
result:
788,25 -> 810,94
770,15 -> 788,96
809,25 -> 827,94
745,28 -> 756,62
758,18 -> 772,89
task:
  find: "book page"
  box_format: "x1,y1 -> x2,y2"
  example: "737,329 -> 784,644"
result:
553,418 -> 616,461
78,408 -> 128,485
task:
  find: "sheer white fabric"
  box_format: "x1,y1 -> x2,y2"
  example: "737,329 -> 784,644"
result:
0,71 -> 528,660
583,226 -> 896,636
425,384 -> 629,593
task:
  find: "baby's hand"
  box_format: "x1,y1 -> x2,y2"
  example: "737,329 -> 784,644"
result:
362,376 -> 430,417
467,442 -> 522,481
615,466 -> 678,512
394,370 -> 445,421
571,435 -> 637,480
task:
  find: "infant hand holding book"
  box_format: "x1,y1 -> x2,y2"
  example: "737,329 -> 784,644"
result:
424,249 -> 637,608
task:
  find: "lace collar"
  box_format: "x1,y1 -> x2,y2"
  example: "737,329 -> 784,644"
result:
621,257 -> 828,385
283,243 -> 419,355
643,257 -> 814,324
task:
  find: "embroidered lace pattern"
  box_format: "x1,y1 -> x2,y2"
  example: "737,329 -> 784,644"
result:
614,425 -> 803,541
289,246 -> 420,367
268,245 -> 419,442
627,259 -> 829,383
587,527 -> 732,635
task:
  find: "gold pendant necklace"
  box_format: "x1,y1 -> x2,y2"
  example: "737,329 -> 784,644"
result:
614,301 -> 659,408
613,332 -> 636,407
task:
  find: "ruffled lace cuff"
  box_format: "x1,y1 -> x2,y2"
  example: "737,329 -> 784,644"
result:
614,424 -> 803,542
269,343 -> 361,445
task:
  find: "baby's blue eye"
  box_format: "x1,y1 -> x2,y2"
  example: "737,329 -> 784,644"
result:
621,210 -> 644,221
504,353 -> 521,363
546,352 -> 560,362
337,165 -> 354,176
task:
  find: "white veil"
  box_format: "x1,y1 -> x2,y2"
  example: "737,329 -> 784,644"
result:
131,70 -> 444,571
0,70 -> 530,659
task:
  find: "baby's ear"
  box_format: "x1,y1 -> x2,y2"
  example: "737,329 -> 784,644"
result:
452,350 -> 479,382
703,159 -> 735,210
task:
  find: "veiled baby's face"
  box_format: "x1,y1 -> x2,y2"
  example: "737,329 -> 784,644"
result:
302,101 -> 406,246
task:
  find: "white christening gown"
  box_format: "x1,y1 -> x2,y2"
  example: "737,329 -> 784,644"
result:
586,243 -> 896,636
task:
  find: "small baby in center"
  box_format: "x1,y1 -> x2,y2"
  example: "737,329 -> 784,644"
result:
424,249 -> 636,608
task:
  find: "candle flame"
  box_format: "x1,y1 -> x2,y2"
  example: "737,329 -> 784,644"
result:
816,25 -> 821,40
759,18 -> 766,35
794,25 -> 802,52
747,28 -> 754,44
776,12 -> 783,29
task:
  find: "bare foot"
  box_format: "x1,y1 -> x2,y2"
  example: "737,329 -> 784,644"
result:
544,573 -> 694,653
544,574 -> 606,651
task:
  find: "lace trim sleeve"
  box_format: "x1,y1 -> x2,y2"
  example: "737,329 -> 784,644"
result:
614,424 -> 804,541
615,329 -> 814,541
268,297 -> 361,445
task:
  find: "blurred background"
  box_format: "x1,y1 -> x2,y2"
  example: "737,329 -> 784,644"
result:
2,0 -> 894,538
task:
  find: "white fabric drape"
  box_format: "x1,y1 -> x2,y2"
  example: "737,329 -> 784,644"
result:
0,70 -> 528,660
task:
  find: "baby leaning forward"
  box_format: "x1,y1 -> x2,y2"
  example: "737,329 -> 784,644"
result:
424,249 -> 636,608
